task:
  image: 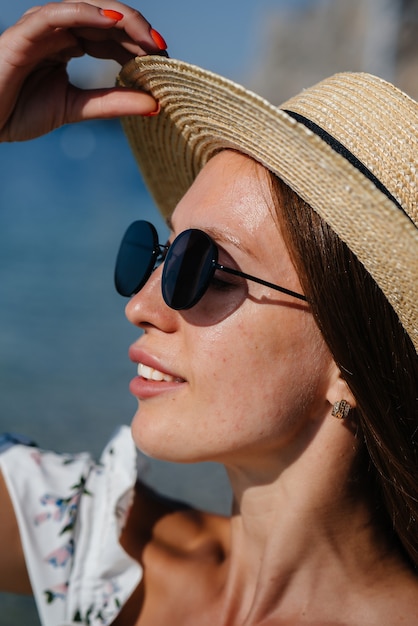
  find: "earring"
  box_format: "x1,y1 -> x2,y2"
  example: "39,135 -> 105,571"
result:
332,399 -> 351,420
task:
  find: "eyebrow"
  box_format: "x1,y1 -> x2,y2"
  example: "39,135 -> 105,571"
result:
166,216 -> 259,260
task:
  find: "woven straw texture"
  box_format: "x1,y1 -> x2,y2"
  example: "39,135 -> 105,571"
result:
118,57 -> 418,352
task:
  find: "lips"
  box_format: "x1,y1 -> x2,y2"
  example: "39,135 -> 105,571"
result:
137,362 -> 183,383
129,353 -> 185,400
128,345 -> 185,385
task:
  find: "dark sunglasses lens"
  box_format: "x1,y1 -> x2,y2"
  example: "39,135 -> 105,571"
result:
114,221 -> 158,296
162,230 -> 215,309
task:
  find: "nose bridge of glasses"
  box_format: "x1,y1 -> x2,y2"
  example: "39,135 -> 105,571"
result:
154,242 -> 169,268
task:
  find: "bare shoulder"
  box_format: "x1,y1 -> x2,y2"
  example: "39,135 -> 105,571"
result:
389,570 -> 418,622
362,562 -> 418,626
0,470 -> 32,593
115,480 -> 230,626
121,479 -> 230,556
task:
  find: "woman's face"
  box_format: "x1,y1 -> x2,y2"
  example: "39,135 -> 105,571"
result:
126,151 -> 335,470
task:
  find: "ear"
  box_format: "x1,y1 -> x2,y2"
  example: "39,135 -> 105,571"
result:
325,361 -> 357,413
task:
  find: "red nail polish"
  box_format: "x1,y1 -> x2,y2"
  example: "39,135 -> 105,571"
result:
150,28 -> 167,50
143,102 -> 161,117
101,9 -> 124,21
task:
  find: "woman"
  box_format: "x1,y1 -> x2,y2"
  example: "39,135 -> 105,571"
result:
0,2 -> 417,625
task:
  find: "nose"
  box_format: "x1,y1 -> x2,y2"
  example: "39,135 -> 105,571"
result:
125,264 -> 178,332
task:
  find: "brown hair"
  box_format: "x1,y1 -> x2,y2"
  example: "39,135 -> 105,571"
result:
270,173 -> 418,569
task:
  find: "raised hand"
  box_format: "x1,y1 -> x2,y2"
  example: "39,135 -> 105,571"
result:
0,1 -> 165,141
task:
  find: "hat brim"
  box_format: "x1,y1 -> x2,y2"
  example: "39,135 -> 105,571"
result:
118,57 -> 418,352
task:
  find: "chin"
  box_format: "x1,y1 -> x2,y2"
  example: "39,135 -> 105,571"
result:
130,410 -> 197,464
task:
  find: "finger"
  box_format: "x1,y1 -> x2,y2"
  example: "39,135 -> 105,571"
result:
71,25 -> 152,56
73,37 -> 139,66
14,2 -> 155,50
100,5 -> 166,54
16,2 -> 111,34
20,6 -> 44,18
71,31 -> 154,66
51,1 -> 166,52
64,0 -> 168,53
66,85 -> 159,122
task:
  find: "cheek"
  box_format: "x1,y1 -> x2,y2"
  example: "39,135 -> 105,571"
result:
188,308 -> 331,436
184,318 -> 259,429
185,314 -> 279,422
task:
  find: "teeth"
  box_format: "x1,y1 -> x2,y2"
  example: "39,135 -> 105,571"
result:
137,363 -> 179,383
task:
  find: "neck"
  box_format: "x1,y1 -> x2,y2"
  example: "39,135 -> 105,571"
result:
219,420 -> 405,624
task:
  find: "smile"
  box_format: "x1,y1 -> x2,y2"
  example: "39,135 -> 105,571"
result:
137,363 -> 183,383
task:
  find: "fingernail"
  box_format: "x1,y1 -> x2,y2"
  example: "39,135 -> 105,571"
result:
154,49 -> 170,58
101,9 -> 124,21
150,28 -> 167,50
143,102 -> 161,117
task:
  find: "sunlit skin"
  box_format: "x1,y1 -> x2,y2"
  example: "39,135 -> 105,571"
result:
126,151 -> 338,471
1,3 -> 417,624
119,152 -> 418,625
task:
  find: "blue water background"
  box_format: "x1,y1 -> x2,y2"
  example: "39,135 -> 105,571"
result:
0,120 -> 162,454
0,121 -> 230,622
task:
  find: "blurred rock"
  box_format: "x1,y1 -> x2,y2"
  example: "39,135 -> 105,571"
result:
248,0 -> 418,102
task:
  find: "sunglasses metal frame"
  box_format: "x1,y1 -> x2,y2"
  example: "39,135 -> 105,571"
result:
210,262 -> 307,302
115,221 -> 308,306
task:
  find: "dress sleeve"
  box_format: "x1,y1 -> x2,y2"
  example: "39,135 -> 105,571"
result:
0,426 -> 143,626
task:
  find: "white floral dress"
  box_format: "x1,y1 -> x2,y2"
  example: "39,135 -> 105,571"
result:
0,426 -> 143,625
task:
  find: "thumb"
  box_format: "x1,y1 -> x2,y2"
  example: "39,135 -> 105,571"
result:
67,86 -> 159,122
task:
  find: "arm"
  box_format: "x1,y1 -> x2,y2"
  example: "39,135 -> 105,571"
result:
0,1 -> 165,142
0,470 -> 32,593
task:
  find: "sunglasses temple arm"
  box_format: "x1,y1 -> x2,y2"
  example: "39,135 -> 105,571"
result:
216,264 -> 308,302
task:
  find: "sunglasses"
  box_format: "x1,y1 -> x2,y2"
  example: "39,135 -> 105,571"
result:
114,220 -> 307,310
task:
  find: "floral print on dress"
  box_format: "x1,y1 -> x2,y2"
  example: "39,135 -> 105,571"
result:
45,538 -> 74,568
34,464 -> 93,607
35,474 -> 91,534
72,580 -> 123,625
0,426 -> 141,626
44,582 -> 69,603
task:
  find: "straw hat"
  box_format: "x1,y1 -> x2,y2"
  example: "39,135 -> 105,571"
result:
117,56 -> 418,351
